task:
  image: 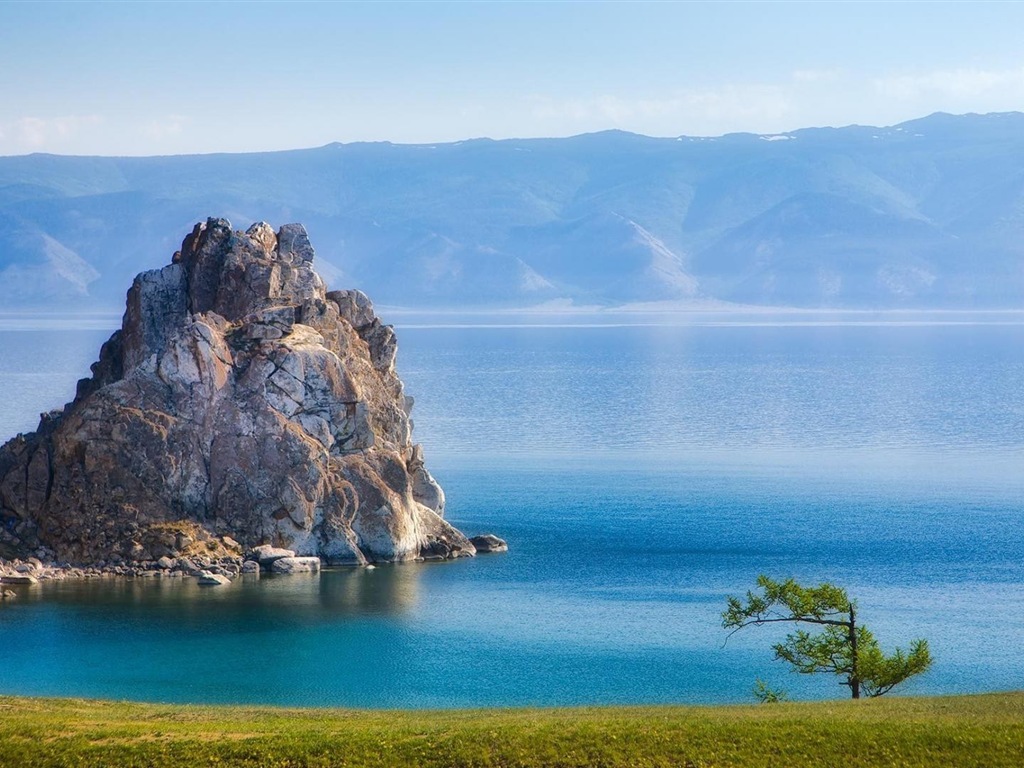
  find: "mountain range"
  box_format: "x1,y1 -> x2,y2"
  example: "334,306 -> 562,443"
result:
2,111 -> 1024,311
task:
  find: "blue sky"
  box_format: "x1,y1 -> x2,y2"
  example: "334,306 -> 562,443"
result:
2,1 -> 1024,155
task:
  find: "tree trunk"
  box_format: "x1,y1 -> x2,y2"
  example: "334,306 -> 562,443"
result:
849,605 -> 860,699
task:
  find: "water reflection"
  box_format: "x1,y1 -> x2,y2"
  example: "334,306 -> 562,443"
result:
17,564 -> 421,619
319,565 -> 421,613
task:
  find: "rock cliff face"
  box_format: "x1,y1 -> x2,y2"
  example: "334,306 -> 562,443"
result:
0,219 -> 475,566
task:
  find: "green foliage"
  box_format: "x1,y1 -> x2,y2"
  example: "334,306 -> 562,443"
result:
752,679 -> 788,704
859,636 -> 934,698
724,575 -> 933,699
723,575 -> 853,626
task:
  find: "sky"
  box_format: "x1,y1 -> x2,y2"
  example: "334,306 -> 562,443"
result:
2,0 -> 1024,156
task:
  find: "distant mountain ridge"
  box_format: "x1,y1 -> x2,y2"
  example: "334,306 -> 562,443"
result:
2,111 -> 1024,310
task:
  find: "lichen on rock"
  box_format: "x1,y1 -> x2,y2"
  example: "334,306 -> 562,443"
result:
0,218 -> 475,567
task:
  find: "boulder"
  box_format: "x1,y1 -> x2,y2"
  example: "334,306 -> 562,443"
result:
197,571 -> 231,586
240,560 -> 260,574
0,574 -> 38,584
270,556 -> 321,574
0,220 -> 478,567
470,534 -> 508,553
251,545 -> 295,567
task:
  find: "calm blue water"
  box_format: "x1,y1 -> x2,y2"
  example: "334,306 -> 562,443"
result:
0,319 -> 1023,707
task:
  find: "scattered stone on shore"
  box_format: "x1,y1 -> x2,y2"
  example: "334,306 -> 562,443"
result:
197,571 -> 232,586
0,552 -> 323,582
0,554 -> 249,582
470,534 -> 508,553
270,556 -> 321,574
0,573 -> 38,585
251,546 -> 296,569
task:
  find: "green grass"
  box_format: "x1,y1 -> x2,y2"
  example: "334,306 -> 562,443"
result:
0,692 -> 1022,767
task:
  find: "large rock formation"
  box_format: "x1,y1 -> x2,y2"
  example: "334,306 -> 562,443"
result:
0,219 -> 476,567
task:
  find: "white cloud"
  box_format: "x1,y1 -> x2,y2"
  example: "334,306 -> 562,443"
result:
874,67 -> 1024,100
0,113 -> 199,156
145,114 -> 188,141
791,68 -> 844,84
16,117 -> 49,148
5,66 -> 1024,154
1,115 -> 103,153
514,64 -> 1024,140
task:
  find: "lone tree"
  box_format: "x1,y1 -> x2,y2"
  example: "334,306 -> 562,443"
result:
723,575 -> 932,699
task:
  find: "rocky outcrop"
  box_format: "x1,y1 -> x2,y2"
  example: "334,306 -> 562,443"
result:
0,218 -> 476,567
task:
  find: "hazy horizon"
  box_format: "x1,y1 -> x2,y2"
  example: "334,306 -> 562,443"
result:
0,108 -> 1014,161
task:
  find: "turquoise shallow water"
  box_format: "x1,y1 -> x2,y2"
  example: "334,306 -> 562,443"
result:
0,321 -> 1022,706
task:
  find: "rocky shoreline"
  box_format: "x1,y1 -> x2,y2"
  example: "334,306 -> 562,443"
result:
0,535 -> 507,589
1,554 -> 244,583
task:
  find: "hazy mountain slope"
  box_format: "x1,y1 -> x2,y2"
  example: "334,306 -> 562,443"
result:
508,212 -> 697,302
694,193 -> 951,305
0,216 -> 99,302
1,111 -> 1023,310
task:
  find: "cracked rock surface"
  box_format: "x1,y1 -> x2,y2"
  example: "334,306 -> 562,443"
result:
0,218 -> 475,566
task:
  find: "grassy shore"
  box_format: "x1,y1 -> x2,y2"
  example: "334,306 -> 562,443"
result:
0,692 -> 1022,767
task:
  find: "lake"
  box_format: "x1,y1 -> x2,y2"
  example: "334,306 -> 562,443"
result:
1,316 -> 1022,707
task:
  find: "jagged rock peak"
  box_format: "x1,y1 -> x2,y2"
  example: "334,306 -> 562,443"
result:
0,219 -> 475,567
